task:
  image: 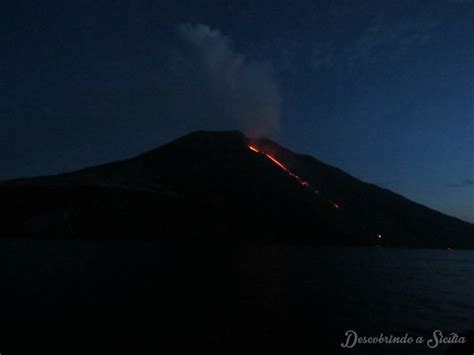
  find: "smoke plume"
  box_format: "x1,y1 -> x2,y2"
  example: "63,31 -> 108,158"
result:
168,23 -> 281,137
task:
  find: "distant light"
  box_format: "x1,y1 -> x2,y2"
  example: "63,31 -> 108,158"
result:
378,234 -> 382,239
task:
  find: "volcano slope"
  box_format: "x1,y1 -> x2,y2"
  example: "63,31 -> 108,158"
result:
2,130 -> 473,248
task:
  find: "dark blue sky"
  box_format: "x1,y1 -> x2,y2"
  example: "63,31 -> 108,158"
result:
1,0 -> 473,222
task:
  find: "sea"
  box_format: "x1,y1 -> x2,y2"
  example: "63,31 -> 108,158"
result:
1,239 -> 473,354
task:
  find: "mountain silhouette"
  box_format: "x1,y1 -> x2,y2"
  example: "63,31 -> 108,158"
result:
2,130 -> 473,248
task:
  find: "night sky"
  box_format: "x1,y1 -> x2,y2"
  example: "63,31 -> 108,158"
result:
1,0 -> 473,222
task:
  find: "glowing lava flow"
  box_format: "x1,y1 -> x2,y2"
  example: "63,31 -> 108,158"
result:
248,145 -> 260,153
265,153 -> 289,172
248,144 -> 341,209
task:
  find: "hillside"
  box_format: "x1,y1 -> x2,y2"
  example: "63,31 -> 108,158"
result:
2,130 -> 473,248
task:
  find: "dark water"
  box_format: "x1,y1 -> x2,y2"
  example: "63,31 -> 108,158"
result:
291,246 -> 474,354
1,239 -> 473,354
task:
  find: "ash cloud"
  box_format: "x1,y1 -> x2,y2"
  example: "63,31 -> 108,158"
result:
167,23 -> 281,137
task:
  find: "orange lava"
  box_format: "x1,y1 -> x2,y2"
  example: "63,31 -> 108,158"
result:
248,145 -> 260,153
265,153 -> 289,172
247,144 -> 342,210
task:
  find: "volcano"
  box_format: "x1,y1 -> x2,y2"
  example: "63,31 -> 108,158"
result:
2,130 -> 473,248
